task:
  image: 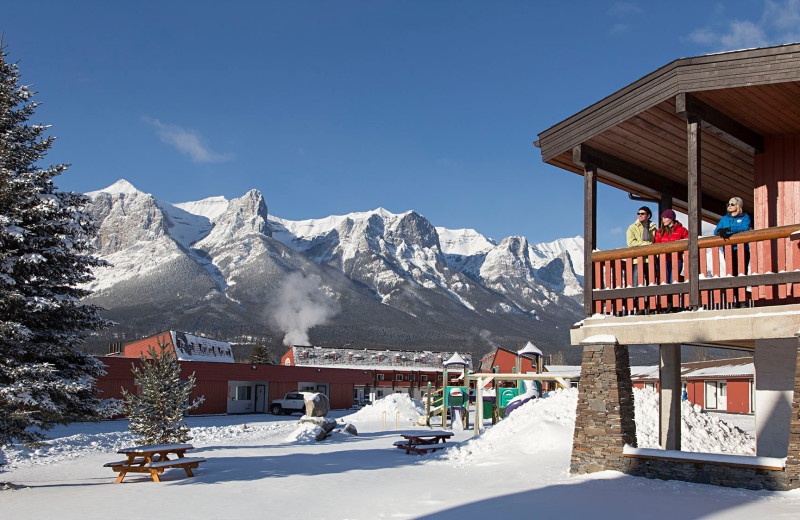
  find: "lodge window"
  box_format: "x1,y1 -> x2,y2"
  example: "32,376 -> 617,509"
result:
421,375 -> 428,382
377,373 -> 385,381
395,374 -> 403,381
234,386 -> 252,401
437,375 -> 443,382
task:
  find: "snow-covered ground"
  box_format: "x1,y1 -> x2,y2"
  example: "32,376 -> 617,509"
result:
2,390 -> 799,519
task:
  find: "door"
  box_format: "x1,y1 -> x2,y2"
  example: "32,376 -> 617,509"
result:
705,381 -> 718,409
718,382 -> 728,411
255,385 -> 266,413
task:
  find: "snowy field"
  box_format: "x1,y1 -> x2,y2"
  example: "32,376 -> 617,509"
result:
2,389 -> 800,519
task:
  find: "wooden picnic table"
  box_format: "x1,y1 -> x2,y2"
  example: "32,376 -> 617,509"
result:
394,430 -> 455,455
104,443 -> 205,483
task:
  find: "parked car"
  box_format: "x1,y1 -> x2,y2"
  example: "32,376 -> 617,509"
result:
270,392 -> 306,415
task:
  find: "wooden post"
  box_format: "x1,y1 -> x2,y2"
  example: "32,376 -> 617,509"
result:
584,164 -> 598,315
659,344 -> 682,450
687,117 -> 702,309
425,382 -> 432,427
442,366 -> 447,428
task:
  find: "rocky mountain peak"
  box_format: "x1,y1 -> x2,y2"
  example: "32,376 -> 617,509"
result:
196,189 -> 270,248
86,187 -> 169,255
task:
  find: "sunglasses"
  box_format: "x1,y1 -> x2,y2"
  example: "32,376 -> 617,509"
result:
728,202 -> 738,206
637,212 -> 648,215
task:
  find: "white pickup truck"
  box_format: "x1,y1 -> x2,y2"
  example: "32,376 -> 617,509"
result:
270,392 -> 307,415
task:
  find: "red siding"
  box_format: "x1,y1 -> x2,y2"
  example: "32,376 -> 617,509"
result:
329,383 -> 354,409
122,332 -> 176,359
489,349 -> 536,373
96,357 -> 372,414
753,134 -> 800,303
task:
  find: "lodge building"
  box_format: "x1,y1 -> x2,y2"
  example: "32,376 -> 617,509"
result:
536,43 -> 800,490
281,345 -> 473,401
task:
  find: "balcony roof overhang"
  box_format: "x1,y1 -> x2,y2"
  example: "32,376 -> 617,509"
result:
536,43 -> 800,219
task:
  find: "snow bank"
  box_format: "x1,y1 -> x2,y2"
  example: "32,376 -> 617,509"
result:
339,394 -> 424,425
440,388 -> 577,467
634,387 -> 754,455
439,386 -> 754,467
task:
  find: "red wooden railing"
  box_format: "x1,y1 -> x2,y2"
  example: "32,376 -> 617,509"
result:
589,225 -> 800,315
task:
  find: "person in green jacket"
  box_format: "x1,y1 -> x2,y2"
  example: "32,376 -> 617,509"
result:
626,206 -> 657,287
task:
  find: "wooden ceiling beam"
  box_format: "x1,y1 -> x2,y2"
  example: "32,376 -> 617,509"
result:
675,93 -> 764,154
572,143 -> 728,212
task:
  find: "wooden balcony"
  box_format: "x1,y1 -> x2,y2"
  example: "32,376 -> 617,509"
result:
588,224 -> 800,316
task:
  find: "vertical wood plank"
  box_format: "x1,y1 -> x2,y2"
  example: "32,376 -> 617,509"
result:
648,256 -> 657,311
614,259 -> 624,312
594,262 -> 603,315
711,246 -> 721,308
686,117 -> 701,309
724,244 -> 734,307
700,246 -> 709,307
584,164 -> 597,316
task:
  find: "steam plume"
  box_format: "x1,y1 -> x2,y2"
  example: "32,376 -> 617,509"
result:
271,272 -> 339,347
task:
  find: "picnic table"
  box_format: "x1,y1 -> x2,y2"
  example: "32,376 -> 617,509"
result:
104,443 -> 205,483
393,430 -> 456,455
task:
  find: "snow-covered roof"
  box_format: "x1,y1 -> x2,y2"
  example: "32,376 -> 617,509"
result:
443,352 -> 468,366
291,346 -> 471,371
517,341 -> 542,357
630,357 -> 754,381
171,331 -> 234,363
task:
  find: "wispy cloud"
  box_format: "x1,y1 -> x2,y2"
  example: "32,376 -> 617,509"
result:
609,226 -> 624,235
606,3 -> 642,36
688,0 -> 800,51
143,117 -> 233,163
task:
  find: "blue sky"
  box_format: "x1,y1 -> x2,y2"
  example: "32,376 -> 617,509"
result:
3,1 -> 799,250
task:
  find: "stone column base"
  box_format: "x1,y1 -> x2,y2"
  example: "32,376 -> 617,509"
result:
570,337 -> 636,475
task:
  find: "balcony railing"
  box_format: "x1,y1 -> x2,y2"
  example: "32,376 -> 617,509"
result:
589,224 -> 800,315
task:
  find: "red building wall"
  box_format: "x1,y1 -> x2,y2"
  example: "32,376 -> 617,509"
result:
484,349 -> 536,373
633,378 -> 751,414
96,357 -> 371,413
122,331 -> 175,359
753,134 -> 800,303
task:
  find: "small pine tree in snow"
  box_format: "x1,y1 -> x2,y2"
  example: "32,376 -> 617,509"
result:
249,343 -> 273,365
0,44 -> 116,455
122,339 -> 204,445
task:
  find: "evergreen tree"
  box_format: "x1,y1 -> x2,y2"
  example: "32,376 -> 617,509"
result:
122,339 -> 204,445
0,44 -> 116,453
249,343 -> 274,365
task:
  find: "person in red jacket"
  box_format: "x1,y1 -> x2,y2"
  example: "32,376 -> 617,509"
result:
655,209 -> 688,283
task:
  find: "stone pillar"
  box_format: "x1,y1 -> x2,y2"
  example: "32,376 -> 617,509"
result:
783,334 -> 800,488
571,336 -> 636,475
659,343 -> 681,450
755,338 -> 797,457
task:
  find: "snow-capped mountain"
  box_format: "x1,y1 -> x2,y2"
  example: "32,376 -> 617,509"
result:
82,180 -> 584,358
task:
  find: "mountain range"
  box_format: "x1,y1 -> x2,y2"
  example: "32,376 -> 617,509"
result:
82,180 -> 585,362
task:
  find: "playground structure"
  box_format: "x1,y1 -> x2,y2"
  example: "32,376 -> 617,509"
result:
423,344 -> 574,433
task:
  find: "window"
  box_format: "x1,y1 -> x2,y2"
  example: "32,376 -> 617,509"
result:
643,382 -> 657,390
437,375 -> 443,382
377,373 -> 385,381
395,374 -> 403,381
749,379 -> 755,413
234,386 -> 252,401
420,375 -> 428,382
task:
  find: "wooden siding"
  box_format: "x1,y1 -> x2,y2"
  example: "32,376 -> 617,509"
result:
754,134 -> 800,304
96,357 -> 372,414
329,383 -> 354,409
